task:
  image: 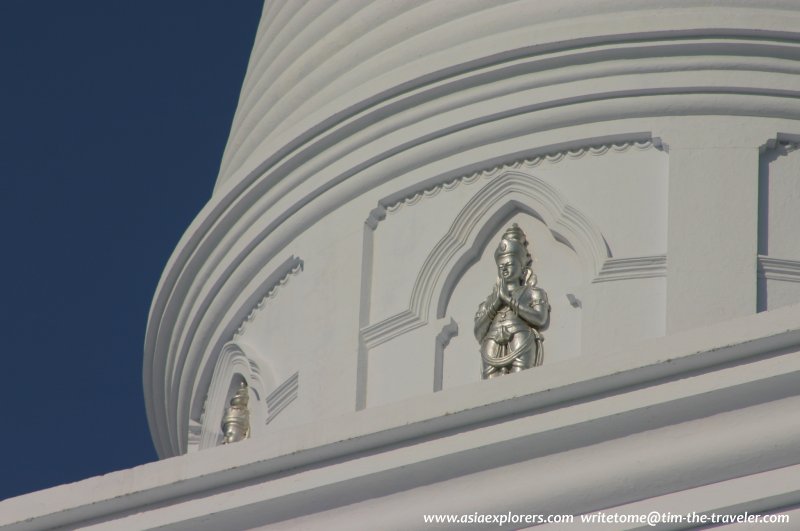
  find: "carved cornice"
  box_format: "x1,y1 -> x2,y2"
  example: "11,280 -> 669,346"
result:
758,256 -> 800,283
372,138 -> 661,221
233,257 -> 304,339
593,255 -> 667,283
265,372 -> 299,425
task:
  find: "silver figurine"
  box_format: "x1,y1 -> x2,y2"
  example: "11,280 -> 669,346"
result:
221,381 -> 251,444
474,224 -> 549,379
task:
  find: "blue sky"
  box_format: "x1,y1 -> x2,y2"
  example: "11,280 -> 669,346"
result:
0,1 -> 263,500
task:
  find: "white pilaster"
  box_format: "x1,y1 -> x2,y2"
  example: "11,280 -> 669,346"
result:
662,119 -> 761,333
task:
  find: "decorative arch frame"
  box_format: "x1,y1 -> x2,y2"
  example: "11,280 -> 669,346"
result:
196,341 -> 270,450
411,170 -> 609,322
360,169 -> 608,349
357,168 -> 610,407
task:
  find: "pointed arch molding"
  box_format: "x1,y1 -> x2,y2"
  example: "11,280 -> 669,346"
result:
417,171 -> 608,319
361,168 -> 610,349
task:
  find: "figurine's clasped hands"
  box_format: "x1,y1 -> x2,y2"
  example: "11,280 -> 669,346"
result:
498,280 -> 513,305
491,280 -> 504,310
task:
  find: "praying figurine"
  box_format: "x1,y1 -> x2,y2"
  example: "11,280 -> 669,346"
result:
221,381 -> 250,444
474,224 -> 549,379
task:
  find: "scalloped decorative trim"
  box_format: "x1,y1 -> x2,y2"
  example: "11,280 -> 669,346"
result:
381,139 -> 661,215
234,257 -> 304,339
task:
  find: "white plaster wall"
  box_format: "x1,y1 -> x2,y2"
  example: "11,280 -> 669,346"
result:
582,277 -> 667,358
362,145 -> 666,406
369,185 -> 471,325
143,0 -> 800,457
367,331 -> 436,407
527,144 -> 668,258
759,144 -> 800,311
7,2 -> 800,529
8,306 -> 800,530
761,145 -> 800,259
366,144 -> 669,325
226,200 -> 369,431
761,281 -> 800,313
214,0 -> 800,193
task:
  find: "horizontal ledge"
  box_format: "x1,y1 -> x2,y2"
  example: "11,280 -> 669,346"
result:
573,463 -> 800,531
593,254 -> 667,283
15,303 -> 800,529
39,390 -> 800,530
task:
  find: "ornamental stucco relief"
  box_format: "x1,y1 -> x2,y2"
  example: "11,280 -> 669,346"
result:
358,137 -> 669,405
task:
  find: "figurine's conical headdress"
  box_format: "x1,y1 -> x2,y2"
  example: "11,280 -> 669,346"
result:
229,381 -> 249,408
494,223 -> 533,269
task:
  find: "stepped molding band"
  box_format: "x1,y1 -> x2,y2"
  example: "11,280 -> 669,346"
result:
265,372 -> 299,425
593,255 -> 667,283
758,256 -> 800,283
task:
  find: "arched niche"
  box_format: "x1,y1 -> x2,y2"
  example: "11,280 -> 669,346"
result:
417,171 -> 606,390
361,169 -> 609,403
438,211 -> 586,390
195,341 -> 271,451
